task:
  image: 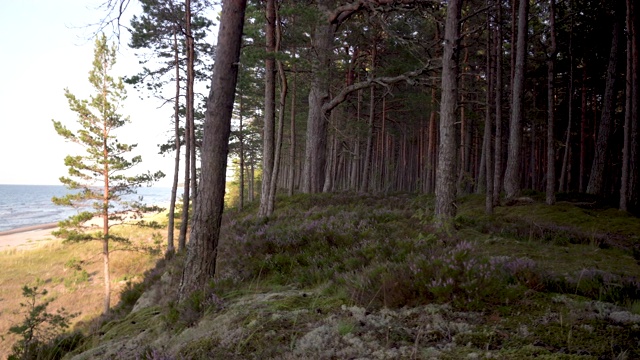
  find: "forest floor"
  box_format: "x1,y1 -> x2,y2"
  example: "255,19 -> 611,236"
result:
12,192 -> 640,359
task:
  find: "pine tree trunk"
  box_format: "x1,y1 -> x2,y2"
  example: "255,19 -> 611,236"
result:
579,66 -> 587,193
558,0 -> 573,193
187,0 -> 197,209
239,94 -> 245,210
493,2 -> 503,205
484,4 -> 493,214
630,7 -> 639,209
180,0 -> 246,296
427,85 -> 437,194
167,28 -> 181,258
621,0 -> 635,210
504,0 -> 528,200
259,0 -> 276,217
288,57 -> 297,196
546,0 -> 557,205
587,21 -> 620,195
267,2 -> 287,215
178,105 -> 191,251
302,0 -> 333,193
268,57 -> 287,213
361,83 -> 375,193
435,0 -> 462,228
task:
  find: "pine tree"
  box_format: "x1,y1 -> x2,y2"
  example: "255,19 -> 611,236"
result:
52,34 -> 163,314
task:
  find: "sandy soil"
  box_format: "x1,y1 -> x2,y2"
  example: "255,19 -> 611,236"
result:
0,223 -> 59,250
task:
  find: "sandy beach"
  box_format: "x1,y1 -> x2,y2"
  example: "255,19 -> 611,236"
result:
0,223 -> 59,250
0,210 -> 163,251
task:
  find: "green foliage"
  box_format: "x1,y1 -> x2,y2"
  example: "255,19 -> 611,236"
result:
52,33 -> 164,243
7,285 -> 79,360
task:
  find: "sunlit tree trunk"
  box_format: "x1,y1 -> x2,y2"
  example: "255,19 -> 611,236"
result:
167,28 -> 181,257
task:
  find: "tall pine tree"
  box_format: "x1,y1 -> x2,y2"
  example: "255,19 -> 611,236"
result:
52,34 -> 163,314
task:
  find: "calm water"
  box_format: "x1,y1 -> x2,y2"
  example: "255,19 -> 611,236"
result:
0,185 -> 172,232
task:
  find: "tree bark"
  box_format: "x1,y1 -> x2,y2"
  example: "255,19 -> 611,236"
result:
180,0 -> 246,296
558,1 -> 573,194
504,0 -> 528,200
493,1 -> 503,205
435,0 -> 462,228
587,20 -> 621,195
288,51 -> 297,196
239,92 -> 245,210
579,66 -> 587,193
484,2 -> 493,214
167,27 -> 181,258
187,0 -> 197,212
546,0 -> 557,205
302,0 -> 333,194
259,0 -> 277,217
268,9 -> 288,215
621,0 -> 635,210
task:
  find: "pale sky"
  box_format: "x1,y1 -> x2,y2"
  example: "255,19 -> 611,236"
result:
0,1 -> 214,186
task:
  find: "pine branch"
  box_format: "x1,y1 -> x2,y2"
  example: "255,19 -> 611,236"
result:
322,61 -> 433,113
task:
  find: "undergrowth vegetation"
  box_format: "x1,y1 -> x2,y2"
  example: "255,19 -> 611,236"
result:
8,193 -> 640,359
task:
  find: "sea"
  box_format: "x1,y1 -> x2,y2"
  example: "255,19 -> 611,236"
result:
0,184 -> 173,232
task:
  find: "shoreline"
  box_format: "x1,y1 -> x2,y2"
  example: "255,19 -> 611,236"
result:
0,222 -> 59,236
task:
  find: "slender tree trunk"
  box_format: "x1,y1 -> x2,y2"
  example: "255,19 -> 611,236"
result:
493,1 -> 503,205
288,53 -> 297,196
268,10 -> 288,215
546,0 -> 557,205
504,0 -> 528,200
630,6 -> 639,209
579,66 -> 587,193
167,28 -> 181,258
621,0 -> 635,210
587,21 -> 621,195
361,43 -> 376,193
559,3 -> 573,194
178,1 -> 195,251
178,106 -> 191,251
484,3 -> 493,214
187,0 -> 197,210
435,0 -> 462,228
180,0 -> 246,296
101,59 -> 111,315
249,159 -> 255,202
259,0 -> 276,217
239,93 -> 245,210
426,85 -> 437,194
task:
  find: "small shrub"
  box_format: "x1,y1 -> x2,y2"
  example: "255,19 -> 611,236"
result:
8,285 -> 78,360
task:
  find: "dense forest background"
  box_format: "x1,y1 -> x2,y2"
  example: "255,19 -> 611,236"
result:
116,0 -> 639,290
